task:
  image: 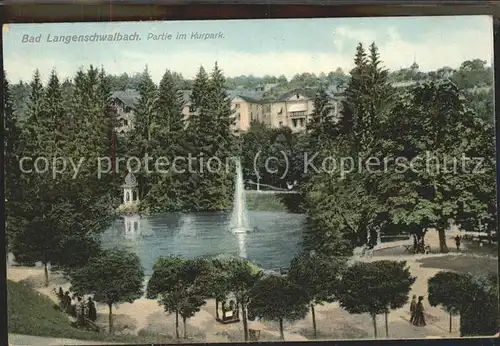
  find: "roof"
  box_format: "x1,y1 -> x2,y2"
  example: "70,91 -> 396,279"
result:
227,89 -> 265,103
275,89 -> 315,102
111,89 -> 140,108
123,171 -> 138,187
110,86 -> 336,108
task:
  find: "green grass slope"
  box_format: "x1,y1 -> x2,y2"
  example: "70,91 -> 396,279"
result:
7,280 -> 98,340
7,280 -> 176,343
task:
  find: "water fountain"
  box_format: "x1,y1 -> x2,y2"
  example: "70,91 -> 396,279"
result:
230,159 -> 252,234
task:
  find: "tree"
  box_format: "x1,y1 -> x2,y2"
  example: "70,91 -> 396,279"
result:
178,295 -> 206,339
303,42 -> 395,255
374,260 -> 416,337
459,273 -> 498,337
248,275 -> 309,340
202,256 -> 236,320
10,67 -> 117,286
128,67 -> 158,198
338,261 -> 416,338
428,271 -> 498,336
452,59 -> 493,89
4,71 -> 23,252
143,69 -> 187,212
147,257 -> 210,339
288,252 -> 345,338
307,85 -> 335,142
382,80 -> 492,253
10,69 -> 56,284
240,122 -> 272,187
428,271 -> 469,333
67,248 -> 144,334
226,258 -> 263,341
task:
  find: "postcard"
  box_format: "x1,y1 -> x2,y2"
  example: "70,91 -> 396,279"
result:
3,16 -> 498,345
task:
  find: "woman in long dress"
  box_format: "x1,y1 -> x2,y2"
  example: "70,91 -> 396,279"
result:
412,296 -> 426,326
409,295 -> 417,324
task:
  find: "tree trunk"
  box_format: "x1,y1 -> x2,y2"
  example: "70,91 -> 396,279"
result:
438,228 -> 449,253
449,313 -> 452,333
371,314 -> 377,338
44,262 -> 49,287
311,304 -> 317,339
108,303 -> 113,334
242,305 -> 249,341
279,318 -> 284,340
175,310 -> 180,339
183,316 -> 187,339
215,298 -> 219,320
385,311 -> 389,337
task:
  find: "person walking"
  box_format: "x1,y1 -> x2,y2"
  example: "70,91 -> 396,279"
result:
412,296 -> 427,326
409,295 -> 417,324
87,297 -> 97,322
76,297 -> 85,327
63,291 -> 71,313
455,235 -> 461,250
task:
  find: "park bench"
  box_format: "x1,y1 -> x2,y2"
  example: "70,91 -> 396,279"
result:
403,244 -> 413,253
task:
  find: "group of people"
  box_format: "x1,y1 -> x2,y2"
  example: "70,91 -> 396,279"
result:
221,300 -> 239,321
412,237 -> 431,254
56,287 -> 97,326
409,295 -> 426,326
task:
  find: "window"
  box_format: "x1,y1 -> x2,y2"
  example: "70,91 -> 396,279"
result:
289,111 -> 306,117
123,119 -> 128,126
124,106 -> 131,113
235,103 -> 240,109
250,112 -> 253,121
299,119 -> 305,127
292,119 -> 298,127
237,113 -> 241,121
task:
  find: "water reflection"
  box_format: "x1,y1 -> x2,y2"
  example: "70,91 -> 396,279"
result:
102,211 -> 305,275
237,231 -> 247,258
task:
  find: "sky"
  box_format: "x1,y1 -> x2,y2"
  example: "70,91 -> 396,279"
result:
2,15 -> 493,84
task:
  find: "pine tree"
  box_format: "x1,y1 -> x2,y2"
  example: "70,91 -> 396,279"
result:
145,69 -> 187,212
22,69 -> 45,156
191,66 -> 210,110
4,71 -> 23,251
308,85 -> 335,146
128,67 -> 158,199
303,42 -> 394,254
10,67 -> 117,285
201,62 -> 235,210
42,69 -> 66,156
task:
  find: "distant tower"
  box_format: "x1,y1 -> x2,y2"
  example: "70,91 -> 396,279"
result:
122,171 -> 139,206
411,54 -> 419,73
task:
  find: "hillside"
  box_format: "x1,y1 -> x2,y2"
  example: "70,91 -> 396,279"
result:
7,280 -> 174,344
7,280 -> 99,340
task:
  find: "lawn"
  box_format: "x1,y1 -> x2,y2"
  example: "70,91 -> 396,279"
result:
417,254 -> 498,277
7,280 -> 181,344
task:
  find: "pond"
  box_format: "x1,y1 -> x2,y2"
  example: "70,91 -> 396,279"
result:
101,211 -> 306,275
